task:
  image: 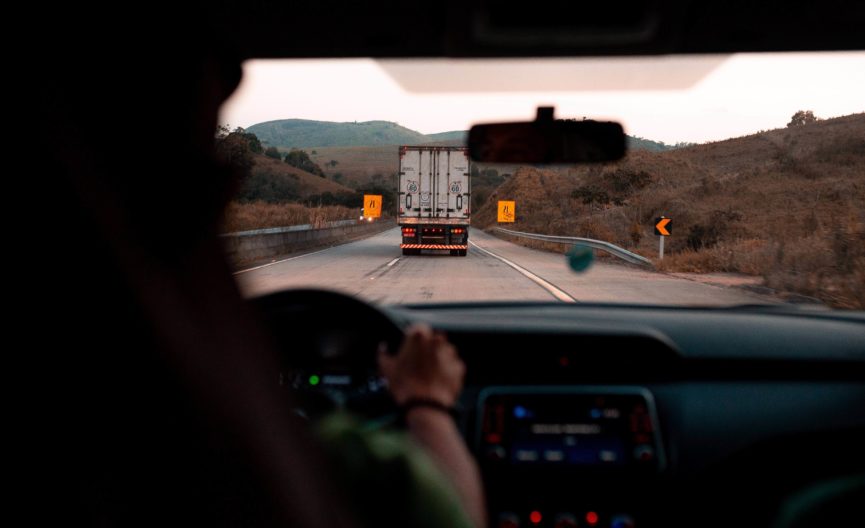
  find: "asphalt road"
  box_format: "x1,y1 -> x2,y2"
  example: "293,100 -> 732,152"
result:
235,228 -> 775,306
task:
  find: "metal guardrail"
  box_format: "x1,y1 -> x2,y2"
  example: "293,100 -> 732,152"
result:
221,218 -> 359,238
493,227 -> 654,267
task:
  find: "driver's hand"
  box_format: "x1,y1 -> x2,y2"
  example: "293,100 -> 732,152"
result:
378,324 -> 465,407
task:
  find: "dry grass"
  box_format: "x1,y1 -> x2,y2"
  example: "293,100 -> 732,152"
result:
252,154 -> 357,196
220,201 -> 358,233
306,145 -> 399,187
475,113 -> 865,308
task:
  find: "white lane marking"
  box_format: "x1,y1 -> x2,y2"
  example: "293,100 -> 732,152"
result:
469,240 -> 577,303
232,247 -> 334,275
386,257 -> 400,267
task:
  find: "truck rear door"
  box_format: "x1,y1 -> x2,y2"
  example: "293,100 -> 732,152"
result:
399,147 -> 429,219
444,149 -> 470,221
400,147 -> 470,221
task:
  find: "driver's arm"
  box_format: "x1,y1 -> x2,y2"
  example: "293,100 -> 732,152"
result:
379,324 -> 487,528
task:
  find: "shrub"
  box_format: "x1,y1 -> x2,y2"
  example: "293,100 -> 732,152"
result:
787,110 -> 819,127
284,149 -> 326,177
235,171 -> 301,203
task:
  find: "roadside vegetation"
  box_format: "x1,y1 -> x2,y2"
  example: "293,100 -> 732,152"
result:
218,114 -> 864,308
221,202 -> 358,233
216,126 -> 393,233
474,113 -> 865,308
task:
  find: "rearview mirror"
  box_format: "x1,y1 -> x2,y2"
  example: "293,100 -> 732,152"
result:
468,107 -> 626,163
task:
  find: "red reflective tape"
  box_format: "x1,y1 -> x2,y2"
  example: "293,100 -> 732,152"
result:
400,244 -> 468,249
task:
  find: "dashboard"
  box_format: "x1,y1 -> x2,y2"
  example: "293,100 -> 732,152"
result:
253,292 -> 865,528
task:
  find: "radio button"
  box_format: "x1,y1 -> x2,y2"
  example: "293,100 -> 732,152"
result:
610,514 -> 635,528
633,444 -> 655,462
498,512 -> 520,528
486,445 -> 507,461
554,513 -> 578,528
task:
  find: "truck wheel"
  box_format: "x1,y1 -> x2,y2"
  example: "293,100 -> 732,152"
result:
458,249 -> 467,257
402,248 -> 413,256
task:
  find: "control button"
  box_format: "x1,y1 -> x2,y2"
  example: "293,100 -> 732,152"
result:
544,449 -> 565,462
529,511 -> 543,525
633,444 -> 655,462
599,449 -> 618,462
585,511 -> 600,526
498,512 -> 520,528
515,449 -> 539,461
485,445 -> 507,461
554,513 -> 578,528
610,514 -> 635,528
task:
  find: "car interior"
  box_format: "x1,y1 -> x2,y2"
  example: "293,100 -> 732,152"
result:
239,1 -> 865,523
38,2 -> 864,528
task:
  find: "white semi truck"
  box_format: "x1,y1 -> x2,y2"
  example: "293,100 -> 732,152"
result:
398,146 -> 471,256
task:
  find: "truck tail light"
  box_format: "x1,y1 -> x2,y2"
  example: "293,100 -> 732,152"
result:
452,228 -> 465,234
402,227 -> 416,236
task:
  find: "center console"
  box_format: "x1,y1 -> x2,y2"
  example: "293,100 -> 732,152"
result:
476,387 -> 665,528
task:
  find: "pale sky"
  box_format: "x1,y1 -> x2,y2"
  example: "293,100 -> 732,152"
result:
219,52 -> 865,145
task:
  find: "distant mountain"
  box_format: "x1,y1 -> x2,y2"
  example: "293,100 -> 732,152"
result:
247,119 -> 432,148
248,118 -> 673,152
425,130 -> 468,143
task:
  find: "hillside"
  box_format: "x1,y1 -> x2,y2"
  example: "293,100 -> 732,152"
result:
247,118 -> 673,151
248,119 -> 433,148
307,145 -> 519,191
235,152 -> 358,203
309,145 -> 399,186
475,113 -> 865,308
426,130 -> 468,143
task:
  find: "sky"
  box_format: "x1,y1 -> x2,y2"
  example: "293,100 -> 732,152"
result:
219,52 -> 865,145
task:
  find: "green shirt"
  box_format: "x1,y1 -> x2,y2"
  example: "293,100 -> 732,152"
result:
316,413 -> 475,528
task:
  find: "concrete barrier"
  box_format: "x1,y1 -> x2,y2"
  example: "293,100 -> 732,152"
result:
222,219 -> 395,267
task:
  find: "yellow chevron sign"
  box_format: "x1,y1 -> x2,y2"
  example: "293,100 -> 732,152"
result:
654,217 -> 672,236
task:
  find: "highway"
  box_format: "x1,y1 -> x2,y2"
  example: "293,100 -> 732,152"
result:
235,228 -> 776,306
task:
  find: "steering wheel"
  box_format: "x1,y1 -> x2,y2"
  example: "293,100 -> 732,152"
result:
250,288 -> 405,420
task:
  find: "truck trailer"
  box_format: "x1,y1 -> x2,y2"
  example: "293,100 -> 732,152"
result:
398,146 -> 471,256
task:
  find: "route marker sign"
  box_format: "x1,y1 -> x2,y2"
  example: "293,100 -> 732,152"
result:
364,194 -> 382,218
498,201 -> 516,223
654,217 -> 672,236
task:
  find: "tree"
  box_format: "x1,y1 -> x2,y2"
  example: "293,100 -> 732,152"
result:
284,149 -> 326,177
215,126 -> 263,180
264,146 -> 282,159
787,110 -> 818,127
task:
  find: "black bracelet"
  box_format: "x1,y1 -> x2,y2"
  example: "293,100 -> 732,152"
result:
398,398 -> 457,421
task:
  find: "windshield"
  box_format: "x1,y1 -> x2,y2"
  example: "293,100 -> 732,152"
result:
220,53 -> 865,309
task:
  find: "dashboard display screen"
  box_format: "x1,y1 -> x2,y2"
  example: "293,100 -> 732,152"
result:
477,388 -> 663,470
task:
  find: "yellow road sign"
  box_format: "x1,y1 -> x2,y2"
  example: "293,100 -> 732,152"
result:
498,201 -> 515,223
363,194 -> 382,218
654,217 -> 672,236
